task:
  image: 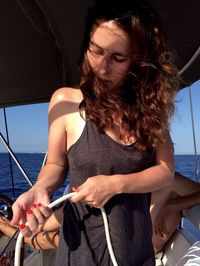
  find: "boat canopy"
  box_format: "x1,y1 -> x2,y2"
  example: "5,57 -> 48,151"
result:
0,0 -> 199,107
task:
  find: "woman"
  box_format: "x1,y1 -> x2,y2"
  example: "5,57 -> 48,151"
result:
10,0 -> 180,265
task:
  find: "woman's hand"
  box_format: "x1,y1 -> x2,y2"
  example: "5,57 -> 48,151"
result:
154,206 -> 171,238
10,188 -> 52,237
70,175 -> 117,208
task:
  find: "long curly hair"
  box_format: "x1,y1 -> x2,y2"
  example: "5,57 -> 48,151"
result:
79,0 -> 180,150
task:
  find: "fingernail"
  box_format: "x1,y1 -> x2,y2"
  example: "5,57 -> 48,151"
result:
72,186 -> 79,191
20,224 -> 26,230
37,203 -> 42,208
32,204 -> 37,209
26,209 -> 33,215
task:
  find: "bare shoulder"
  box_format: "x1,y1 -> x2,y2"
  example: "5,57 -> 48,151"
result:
50,87 -> 82,105
48,87 -> 82,116
45,88 -> 82,130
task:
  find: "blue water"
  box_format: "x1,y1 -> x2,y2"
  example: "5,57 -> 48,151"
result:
0,153 -> 69,201
0,153 -> 199,201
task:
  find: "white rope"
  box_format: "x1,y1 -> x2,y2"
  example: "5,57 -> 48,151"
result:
14,192 -> 118,266
100,207 -> 118,266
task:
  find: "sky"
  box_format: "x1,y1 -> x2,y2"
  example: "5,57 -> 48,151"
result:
0,80 -> 200,155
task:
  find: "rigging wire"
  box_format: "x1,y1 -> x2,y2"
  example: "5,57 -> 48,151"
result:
41,151 -> 48,168
3,108 -> 16,200
177,43 -> 200,182
0,133 -> 33,187
188,86 -> 200,182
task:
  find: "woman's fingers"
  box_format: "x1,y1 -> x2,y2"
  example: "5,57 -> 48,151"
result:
23,203 -> 52,233
11,189 -> 50,225
71,176 -> 113,208
10,203 -> 23,227
26,209 -> 39,232
70,191 -> 85,203
32,203 -> 52,220
72,186 -> 80,192
19,223 -> 32,237
70,187 -> 96,205
70,190 -> 110,208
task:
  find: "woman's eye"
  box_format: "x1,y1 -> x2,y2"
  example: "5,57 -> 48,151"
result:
89,46 -> 103,56
112,55 -> 127,63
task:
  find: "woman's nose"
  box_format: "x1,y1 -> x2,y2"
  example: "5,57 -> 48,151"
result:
97,57 -> 111,75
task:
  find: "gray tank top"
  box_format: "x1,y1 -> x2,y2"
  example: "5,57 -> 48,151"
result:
56,121 -> 155,266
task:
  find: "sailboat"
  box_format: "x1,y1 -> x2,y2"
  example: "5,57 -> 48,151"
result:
0,0 -> 200,265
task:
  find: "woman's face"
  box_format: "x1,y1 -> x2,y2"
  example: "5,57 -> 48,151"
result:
87,20 -> 132,90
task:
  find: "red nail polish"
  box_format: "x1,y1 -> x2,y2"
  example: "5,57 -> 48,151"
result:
26,209 -> 33,215
32,204 -> 37,209
20,224 -> 26,230
37,203 -> 42,207
72,186 -> 79,191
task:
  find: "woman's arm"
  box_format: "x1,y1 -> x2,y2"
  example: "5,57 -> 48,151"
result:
116,131 -> 174,193
31,88 -> 70,195
10,88 -> 70,232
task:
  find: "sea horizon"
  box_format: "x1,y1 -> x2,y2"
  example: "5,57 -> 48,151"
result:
0,152 -> 199,156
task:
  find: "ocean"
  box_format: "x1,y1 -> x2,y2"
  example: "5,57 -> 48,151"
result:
0,153 -> 199,202
0,153 -> 69,201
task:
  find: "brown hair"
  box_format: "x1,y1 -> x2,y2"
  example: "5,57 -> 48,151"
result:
79,0 -> 180,150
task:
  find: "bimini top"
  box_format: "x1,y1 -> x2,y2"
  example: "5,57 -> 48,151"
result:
0,0 -> 199,107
